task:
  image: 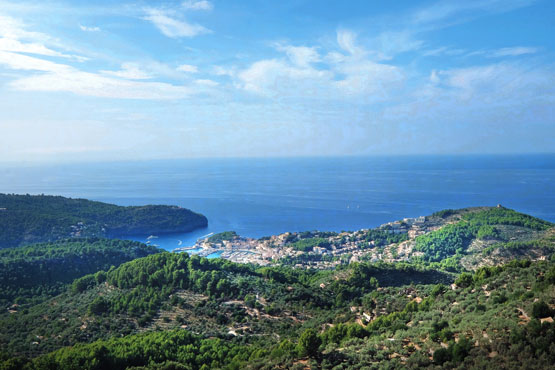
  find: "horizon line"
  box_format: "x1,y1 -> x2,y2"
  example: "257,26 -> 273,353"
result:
1,152 -> 554,168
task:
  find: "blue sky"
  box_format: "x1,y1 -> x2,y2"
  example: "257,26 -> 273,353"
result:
0,0 -> 553,162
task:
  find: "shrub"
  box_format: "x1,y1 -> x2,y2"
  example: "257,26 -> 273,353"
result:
297,329 -> 321,358
88,297 -> 109,315
433,347 -> 451,364
455,273 -> 473,288
71,275 -> 96,294
431,284 -> 447,298
546,266 -> 555,284
531,301 -> 552,319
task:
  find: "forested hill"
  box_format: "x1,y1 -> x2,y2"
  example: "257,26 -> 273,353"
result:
0,206 -> 553,369
0,238 -> 161,307
1,250 -> 554,369
0,194 -> 208,248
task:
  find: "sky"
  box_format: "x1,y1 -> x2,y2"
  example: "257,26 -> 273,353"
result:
0,0 -> 553,163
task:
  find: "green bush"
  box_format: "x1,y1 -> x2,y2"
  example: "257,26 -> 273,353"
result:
455,273 -> 473,288
297,329 -> 321,358
88,297 -> 109,315
531,301 -> 552,319
433,347 -> 451,364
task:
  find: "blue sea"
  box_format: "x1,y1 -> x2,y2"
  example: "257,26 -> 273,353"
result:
1,155 -> 553,251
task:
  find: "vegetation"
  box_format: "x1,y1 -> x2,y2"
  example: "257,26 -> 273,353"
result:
414,207 -> 552,263
8,330 -> 261,370
2,255 -> 553,369
0,238 -> 160,308
482,235 -> 555,256
307,259 -> 555,369
462,207 -> 552,231
431,209 -> 456,219
0,206 -> 553,369
414,223 -> 476,262
359,229 -> 408,247
206,231 -> 238,243
0,194 -> 207,248
0,253 -> 452,357
289,237 -> 330,252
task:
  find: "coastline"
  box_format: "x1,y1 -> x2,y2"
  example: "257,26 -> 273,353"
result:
172,213 -> 438,266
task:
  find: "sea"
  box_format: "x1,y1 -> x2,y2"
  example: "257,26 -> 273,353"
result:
1,154 -> 553,251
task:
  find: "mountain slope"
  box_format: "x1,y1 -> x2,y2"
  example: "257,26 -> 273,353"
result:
0,252 -> 452,357
0,206 -> 553,369
0,238 -> 161,308
2,258 -> 554,369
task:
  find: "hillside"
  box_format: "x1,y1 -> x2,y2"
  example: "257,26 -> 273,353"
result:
0,194 -> 208,248
0,250 -> 453,357
0,206 -> 553,369
1,255 -> 554,369
0,238 -> 161,308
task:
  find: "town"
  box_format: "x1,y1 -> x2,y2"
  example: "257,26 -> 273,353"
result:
174,215 -> 444,268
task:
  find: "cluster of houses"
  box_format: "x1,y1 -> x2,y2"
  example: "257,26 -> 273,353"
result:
69,222 -> 87,237
174,215 -> 439,269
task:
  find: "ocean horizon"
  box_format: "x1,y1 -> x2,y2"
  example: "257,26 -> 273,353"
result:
1,154 -> 553,251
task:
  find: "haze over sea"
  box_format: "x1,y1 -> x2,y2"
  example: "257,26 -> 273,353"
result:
1,154 -> 553,251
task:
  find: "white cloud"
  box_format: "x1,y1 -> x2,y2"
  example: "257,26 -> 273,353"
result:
423,45 -> 538,61
0,15 -> 45,41
10,69 -> 194,99
337,29 -> 423,61
0,50 -> 70,72
429,70 -> 440,84
0,38 -> 66,57
0,50 -> 196,99
101,63 -> 152,80
333,60 -> 404,97
195,79 -> 218,86
414,1 -> 476,24
133,60 -> 188,80
489,46 -> 538,57
419,63 -> 554,110
274,44 -> 320,67
0,15 -> 87,61
423,47 -> 449,56
336,29 -> 363,56
441,64 -> 520,92
237,34 -> 404,100
0,14 -> 207,99
371,31 -> 424,59
423,47 -> 467,57
212,65 -> 235,77
79,24 -> 100,32
369,61 -> 554,155
412,0 -> 537,25
143,8 -> 210,38
177,64 -> 198,73
237,59 -> 330,95
182,0 -> 213,11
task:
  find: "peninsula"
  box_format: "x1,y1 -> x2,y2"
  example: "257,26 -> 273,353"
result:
0,193 -> 207,248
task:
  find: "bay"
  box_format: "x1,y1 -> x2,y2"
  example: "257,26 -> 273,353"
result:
1,154 -> 553,251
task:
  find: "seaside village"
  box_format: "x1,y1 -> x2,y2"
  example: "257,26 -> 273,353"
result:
175,215 -> 441,268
